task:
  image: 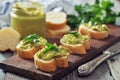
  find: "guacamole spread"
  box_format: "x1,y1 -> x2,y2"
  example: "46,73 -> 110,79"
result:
36,43 -> 69,61
18,34 -> 47,49
12,2 -> 44,16
61,31 -> 90,45
82,22 -> 108,31
11,2 -> 46,39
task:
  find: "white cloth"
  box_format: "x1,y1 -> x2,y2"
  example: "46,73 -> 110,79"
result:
0,0 -> 27,27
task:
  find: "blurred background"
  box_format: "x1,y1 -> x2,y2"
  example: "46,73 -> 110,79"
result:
0,0 -> 120,26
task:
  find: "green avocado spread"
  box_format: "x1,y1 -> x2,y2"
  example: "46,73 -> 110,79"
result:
18,34 -> 47,49
61,31 -> 90,45
11,2 -> 46,39
13,2 -> 44,16
82,22 -> 109,31
36,43 -> 69,61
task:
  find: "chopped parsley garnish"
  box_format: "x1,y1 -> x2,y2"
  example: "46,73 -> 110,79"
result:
22,34 -> 40,44
43,42 -> 59,53
68,31 -> 79,37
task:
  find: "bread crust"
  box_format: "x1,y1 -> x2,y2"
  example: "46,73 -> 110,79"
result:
90,30 -> 108,39
60,40 -> 87,54
17,46 -> 44,58
34,54 -> 57,72
46,21 -> 66,30
79,25 -> 108,39
46,11 -> 67,30
55,56 -> 69,68
78,25 -> 91,36
46,25 -> 70,38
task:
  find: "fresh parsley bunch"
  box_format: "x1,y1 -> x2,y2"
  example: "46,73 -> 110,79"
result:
67,0 -> 120,29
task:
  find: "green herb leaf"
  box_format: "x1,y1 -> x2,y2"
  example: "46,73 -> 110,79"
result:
22,34 -> 40,44
95,0 -> 100,4
67,0 -> 119,29
67,15 -> 81,28
68,31 -> 79,37
43,43 -> 59,53
101,0 -> 114,10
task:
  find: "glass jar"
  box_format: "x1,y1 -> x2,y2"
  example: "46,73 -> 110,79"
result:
11,2 -> 46,39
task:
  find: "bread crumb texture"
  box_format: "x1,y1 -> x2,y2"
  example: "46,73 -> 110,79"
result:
0,27 -> 21,52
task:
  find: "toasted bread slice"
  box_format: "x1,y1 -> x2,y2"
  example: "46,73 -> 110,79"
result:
34,54 -> 57,72
46,25 -> 70,38
78,25 -> 91,36
60,40 -> 86,54
46,22 -> 66,30
16,46 -> 44,58
79,25 -> 108,39
90,30 -> 108,39
0,27 -> 20,52
55,56 -> 69,68
46,11 -> 67,30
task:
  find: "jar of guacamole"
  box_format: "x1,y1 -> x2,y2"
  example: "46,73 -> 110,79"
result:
11,2 -> 46,39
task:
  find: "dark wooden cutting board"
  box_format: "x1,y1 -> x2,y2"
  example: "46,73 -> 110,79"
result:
0,25 -> 120,80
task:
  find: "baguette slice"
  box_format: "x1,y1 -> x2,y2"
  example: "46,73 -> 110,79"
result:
0,27 -> 20,52
90,30 -> 108,39
16,46 -> 44,58
46,11 -> 67,30
46,25 -> 70,38
78,25 -> 91,36
79,25 -> 108,39
60,40 -> 86,54
34,54 -> 57,72
55,56 -> 69,68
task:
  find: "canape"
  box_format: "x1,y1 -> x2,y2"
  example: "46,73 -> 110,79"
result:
60,31 -> 90,54
34,43 -> 69,72
16,34 -> 47,58
78,22 -> 109,39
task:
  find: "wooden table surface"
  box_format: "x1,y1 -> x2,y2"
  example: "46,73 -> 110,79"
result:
0,41 -> 120,80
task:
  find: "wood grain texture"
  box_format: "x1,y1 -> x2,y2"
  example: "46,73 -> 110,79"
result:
5,63 -> 113,80
0,25 -> 120,80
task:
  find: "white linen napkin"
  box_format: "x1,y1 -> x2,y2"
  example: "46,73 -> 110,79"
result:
0,0 -> 30,27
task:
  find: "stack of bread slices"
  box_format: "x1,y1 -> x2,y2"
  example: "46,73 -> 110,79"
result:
46,11 -> 71,38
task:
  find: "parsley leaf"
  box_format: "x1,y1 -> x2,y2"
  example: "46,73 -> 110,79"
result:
22,34 -> 40,44
67,0 -> 120,29
43,43 -> 59,53
68,31 -> 79,37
